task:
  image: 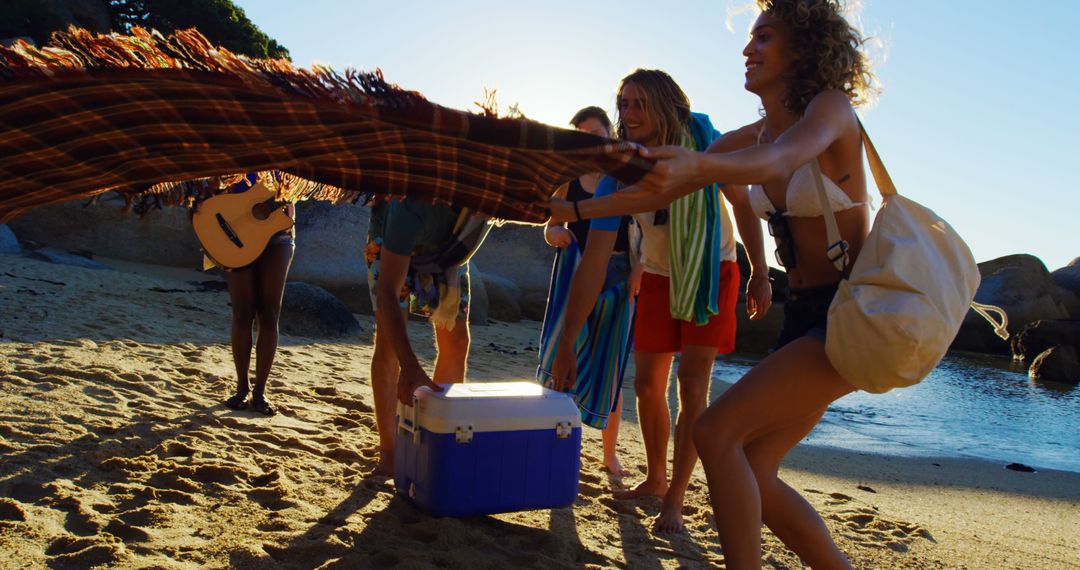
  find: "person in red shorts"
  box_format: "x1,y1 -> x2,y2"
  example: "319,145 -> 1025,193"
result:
549,69 -> 772,533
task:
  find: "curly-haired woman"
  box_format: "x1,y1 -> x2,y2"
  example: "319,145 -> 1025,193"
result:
550,0 -> 877,565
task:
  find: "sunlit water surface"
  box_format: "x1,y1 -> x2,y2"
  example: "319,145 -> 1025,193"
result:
621,353 -> 1080,473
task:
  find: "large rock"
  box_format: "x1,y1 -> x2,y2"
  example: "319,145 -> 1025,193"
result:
953,254 -> 1070,354
481,272 -> 523,323
0,224 -> 19,255
44,0 -> 111,32
471,223 -> 554,320
280,282 -> 362,339
466,261 -> 489,326
734,302 -> 786,355
289,201 -> 373,314
27,248 -> 110,270
8,195 -> 204,267
1028,345 -> 1080,386
1010,319 -> 1080,363
733,242 -> 789,303
1051,257 -> 1080,318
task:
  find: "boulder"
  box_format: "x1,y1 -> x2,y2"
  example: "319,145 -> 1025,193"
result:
734,302 -> 786,355
1010,319 -> 1080,363
26,248 -> 110,270
481,272 -> 522,323
9,195 -> 204,267
289,201 -> 373,314
1028,345 -> 1080,386
466,260 -> 489,326
1051,257 -> 1080,318
281,282 -> 362,339
520,291 -> 550,322
734,242 -> 789,303
953,254 -> 1069,354
471,222 -> 554,312
43,0 -> 112,32
0,224 -> 19,254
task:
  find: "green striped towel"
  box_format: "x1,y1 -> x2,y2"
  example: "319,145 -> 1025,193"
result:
668,113 -> 722,325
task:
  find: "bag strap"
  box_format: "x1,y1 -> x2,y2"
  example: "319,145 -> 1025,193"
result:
811,117 -> 895,272
809,158 -> 850,272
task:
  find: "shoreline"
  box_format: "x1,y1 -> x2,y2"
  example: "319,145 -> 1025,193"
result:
1,253 -> 1078,568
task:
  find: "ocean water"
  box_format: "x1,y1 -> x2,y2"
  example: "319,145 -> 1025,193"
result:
624,353 -> 1080,473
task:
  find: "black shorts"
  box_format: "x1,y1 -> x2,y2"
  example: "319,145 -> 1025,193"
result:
774,283 -> 840,350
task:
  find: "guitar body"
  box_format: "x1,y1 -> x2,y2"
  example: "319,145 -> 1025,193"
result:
192,181 -> 294,269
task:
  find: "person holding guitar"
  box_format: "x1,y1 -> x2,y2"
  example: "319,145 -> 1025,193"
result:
208,172 -> 296,417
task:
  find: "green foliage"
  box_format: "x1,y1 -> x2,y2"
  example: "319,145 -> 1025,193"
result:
0,0 -> 67,46
1,0 -> 288,60
109,0 -> 289,59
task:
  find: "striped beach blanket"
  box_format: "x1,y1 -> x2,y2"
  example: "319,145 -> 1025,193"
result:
537,243 -> 635,429
0,27 -> 652,224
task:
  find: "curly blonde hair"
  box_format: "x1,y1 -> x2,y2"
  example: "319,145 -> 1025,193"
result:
756,0 -> 877,113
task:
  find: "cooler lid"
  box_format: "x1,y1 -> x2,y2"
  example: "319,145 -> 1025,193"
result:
397,381 -> 581,435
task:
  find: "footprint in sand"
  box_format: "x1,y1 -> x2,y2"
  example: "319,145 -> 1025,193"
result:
0,498 -> 27,522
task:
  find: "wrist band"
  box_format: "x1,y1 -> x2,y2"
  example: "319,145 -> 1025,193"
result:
572,200 -> 582,222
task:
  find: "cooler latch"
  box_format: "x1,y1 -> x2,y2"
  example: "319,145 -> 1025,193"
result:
455,425 -> 474,444
555,421 -> 573,439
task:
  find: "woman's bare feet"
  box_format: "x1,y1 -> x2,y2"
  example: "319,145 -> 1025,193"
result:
650,495 -> 686,533
372,445 -> 395,477
604,455 -> 629,478
612,478 -> 668,500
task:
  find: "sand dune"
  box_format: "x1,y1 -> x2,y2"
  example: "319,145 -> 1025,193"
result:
1,253 -> 1077,568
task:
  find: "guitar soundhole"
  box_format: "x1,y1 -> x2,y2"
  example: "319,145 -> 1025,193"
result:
251,200 -> 276,221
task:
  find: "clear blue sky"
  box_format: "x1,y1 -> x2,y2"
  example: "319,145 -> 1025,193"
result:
237,0 -> 1077,271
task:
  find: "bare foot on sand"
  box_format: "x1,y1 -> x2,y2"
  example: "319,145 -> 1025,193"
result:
650,497 -> 685,533
372,446 -> 394,477
612,478 -> 668,500
604,455 -> 630,478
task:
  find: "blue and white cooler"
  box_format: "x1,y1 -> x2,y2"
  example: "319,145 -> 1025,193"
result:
394,381 -> 582,517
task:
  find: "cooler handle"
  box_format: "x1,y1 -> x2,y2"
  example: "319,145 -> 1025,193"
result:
397,395 -> 421,444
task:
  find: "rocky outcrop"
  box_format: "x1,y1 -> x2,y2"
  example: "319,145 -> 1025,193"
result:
0,225 -> 19,255
734,302 -> 786,355
1010,320 -> 1080,363
280,282 -> 362,339
289,201 -> 373,315
1051,257 -> 1080,318
466,261 -> 488,326
480,271 -> 523,323
8,196 -> 204,267
1028,345 -> 1080,385
27,248 -> 110,270
44,0 -> 111,32
953,254 -> 1070,354
471,223 -> 554,322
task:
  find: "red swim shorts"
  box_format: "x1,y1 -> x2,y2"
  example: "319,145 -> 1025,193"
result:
633,261 -> 740,354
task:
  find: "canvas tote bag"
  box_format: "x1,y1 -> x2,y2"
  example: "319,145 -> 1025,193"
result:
811,124 -> 1008,393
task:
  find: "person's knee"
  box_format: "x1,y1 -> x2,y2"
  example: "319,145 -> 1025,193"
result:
231,301 -> 256,325
255,307 -> 281,330
692,405 -> 738,454
677,376 -> 710,409
634,376 -> 665,401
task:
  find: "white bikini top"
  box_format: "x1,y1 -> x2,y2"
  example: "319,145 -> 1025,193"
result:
748,126 -> 866,219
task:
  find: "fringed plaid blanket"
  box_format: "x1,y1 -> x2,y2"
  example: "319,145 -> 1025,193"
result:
0,27 -> 652,224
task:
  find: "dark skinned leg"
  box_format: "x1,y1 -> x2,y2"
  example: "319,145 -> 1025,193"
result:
249,238 -> 295,416
224,263 -> 258,409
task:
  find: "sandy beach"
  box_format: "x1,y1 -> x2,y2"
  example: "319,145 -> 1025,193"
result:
1,253 -> 1077,569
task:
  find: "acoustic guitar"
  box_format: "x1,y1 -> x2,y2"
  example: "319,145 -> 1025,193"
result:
191,181 -> 294,269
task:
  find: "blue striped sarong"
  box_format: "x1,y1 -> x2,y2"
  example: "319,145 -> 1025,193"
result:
537,243 -> 635,429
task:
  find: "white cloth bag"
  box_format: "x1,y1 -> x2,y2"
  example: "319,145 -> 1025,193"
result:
812,125 -> 1004,393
